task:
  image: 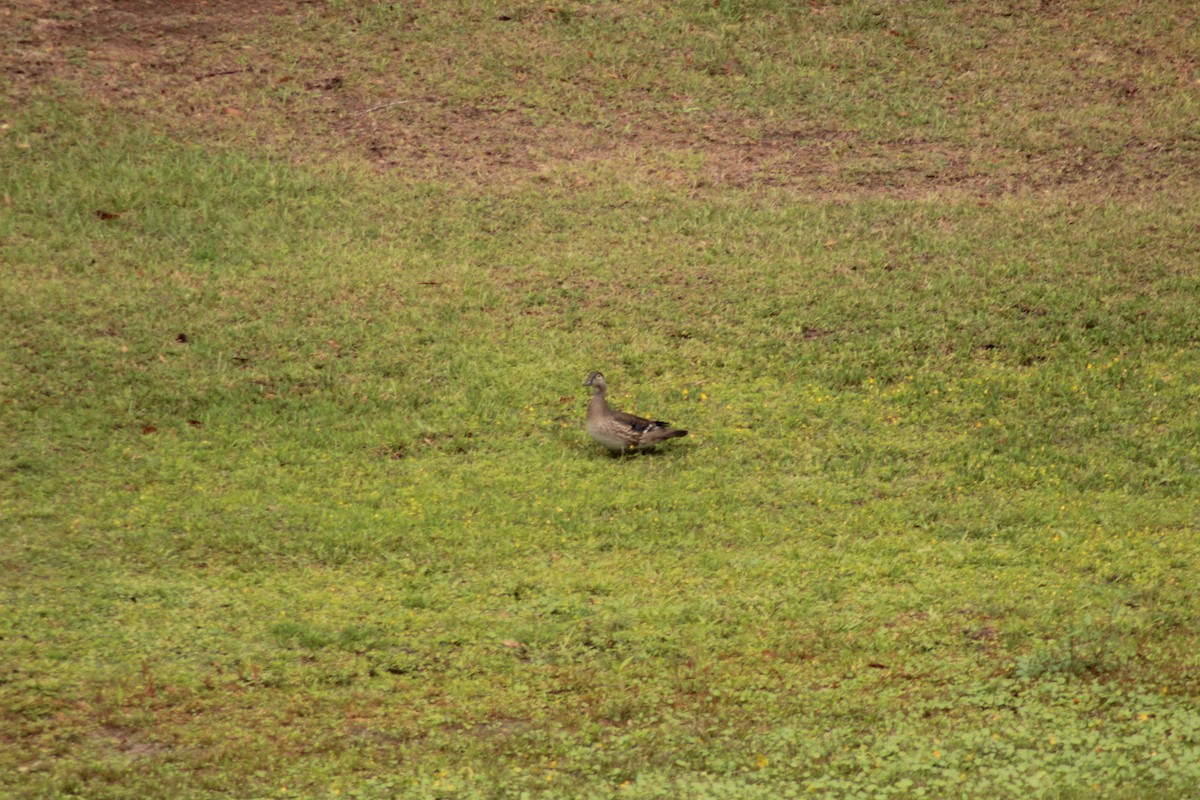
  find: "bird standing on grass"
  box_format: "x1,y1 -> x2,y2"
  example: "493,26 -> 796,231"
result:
583,371 -> 688,454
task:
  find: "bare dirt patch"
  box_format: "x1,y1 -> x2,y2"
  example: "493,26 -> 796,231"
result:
4,0 -> 279,80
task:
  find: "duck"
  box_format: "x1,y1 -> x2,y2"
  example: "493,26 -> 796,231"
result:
583,371 -> 688,454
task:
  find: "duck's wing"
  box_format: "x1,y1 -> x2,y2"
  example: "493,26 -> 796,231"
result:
609,408 -> 669,432
610,409 -> 687,444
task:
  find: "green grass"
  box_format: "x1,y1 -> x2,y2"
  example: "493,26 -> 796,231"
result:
3,1 -> 1200,797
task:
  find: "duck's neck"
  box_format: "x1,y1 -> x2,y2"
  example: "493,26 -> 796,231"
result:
588,390 -> 608,415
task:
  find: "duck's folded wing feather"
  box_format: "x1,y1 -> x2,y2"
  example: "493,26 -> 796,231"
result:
610,409 -> 673,433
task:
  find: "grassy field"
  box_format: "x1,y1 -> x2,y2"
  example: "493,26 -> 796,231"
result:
3,1 -> 1200,797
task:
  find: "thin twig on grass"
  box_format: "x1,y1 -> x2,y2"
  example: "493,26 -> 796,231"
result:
351,100 -> 412,117
196,68 -> 254,80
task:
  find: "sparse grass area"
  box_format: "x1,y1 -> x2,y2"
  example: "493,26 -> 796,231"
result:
3,1 -> 1200,798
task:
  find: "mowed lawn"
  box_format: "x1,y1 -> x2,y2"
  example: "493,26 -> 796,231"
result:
2,1 -> 1199,798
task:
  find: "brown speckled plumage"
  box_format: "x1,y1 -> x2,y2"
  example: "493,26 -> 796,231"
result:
583,372 -> 688,454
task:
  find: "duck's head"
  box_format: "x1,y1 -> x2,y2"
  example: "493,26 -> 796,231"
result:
583,371 -> 607,393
